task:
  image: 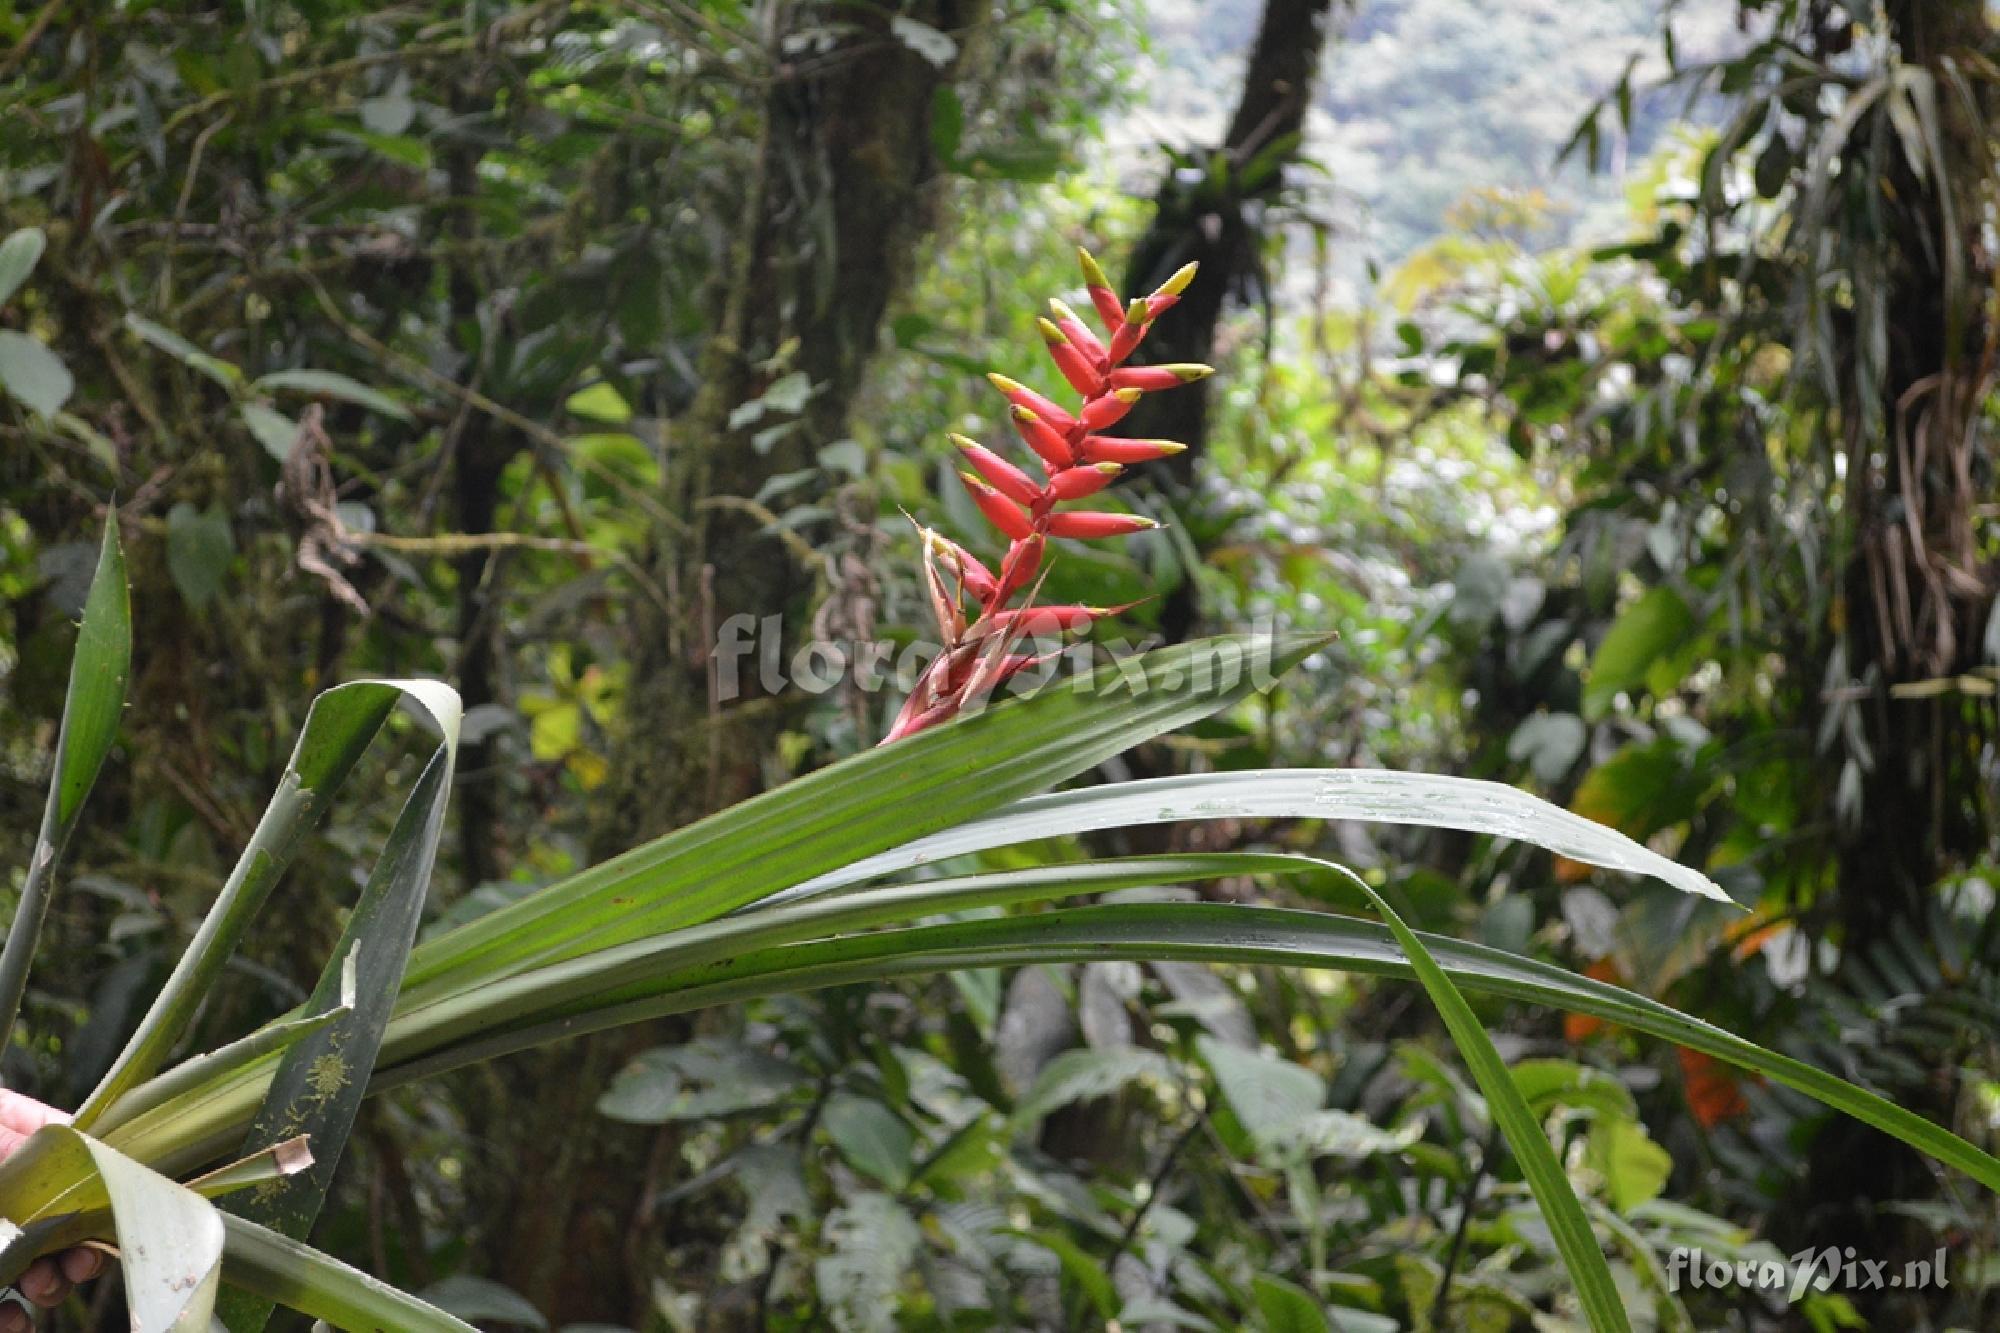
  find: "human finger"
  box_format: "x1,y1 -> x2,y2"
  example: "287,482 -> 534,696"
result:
18,1257 -> 68,1309
0,1298 -> 28,1332
59,1247 -> 103,1285
0,1091 -> 67,1141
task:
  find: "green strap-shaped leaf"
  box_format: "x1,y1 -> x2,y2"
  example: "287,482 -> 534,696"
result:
381,854 -> 1317,1068
1308,861 -> 1630,1331
216,693 -> 459,1333
360,905 -> 2000,1201
0,1126 -> 221,1332
762,768 -> 1730,907
0,513 -> 130,1054
397,632 -> 1328,1003
79,679 -> 459,1128
219,1215 -> 476,1333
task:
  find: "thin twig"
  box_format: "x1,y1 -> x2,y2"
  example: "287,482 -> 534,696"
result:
0,0 -> 61,81
1430,1120 -> 1503,1326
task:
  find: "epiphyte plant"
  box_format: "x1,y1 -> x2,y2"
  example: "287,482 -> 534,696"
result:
888,248 -> 1210,741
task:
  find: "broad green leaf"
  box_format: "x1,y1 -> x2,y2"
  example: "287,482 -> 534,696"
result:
1198,1035 -> 1324,1146
595,1039 -> 806,1124
0,329 -> 73,416
1252,1274 -> 1333,1333
0,514 -> 129,1051
418,1276 -> 548,1329
822,1094 -> 915,1189
1012,1047 -> 1173,1129
1261,1109 -> 1421,1163
1584,587 -> 1693,717
0,227 -> 46,307
1588,1118 -> 1673,1213
0,1126 -> 221,1332
1511,1058 -> 1638,1122
814,1192 -> 919,1333
166,501 -> 235,609
564,380 -> 631,424
1508,711 -> 1587,785
254,368 -> 413,422
123,313 -> 242,388
1016,1228 -> 1117,1318
240,402 -> 301,462
219,1215 -> 476,1332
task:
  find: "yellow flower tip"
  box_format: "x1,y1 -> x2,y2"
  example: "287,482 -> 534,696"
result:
1112,387 -> 1143,404
1077,247 -> 1111,289
1093,462 -> 1124,475
946,432 -> 979,450
1009,404 -> 1038,421
1158,261 -> 1200,297
1135,516 -> 1163,530
957,469 -> 989,490
987,372 -> 1024,394
1049,297 -> 1083,323
1036,316 -> 1068,345
1124,297 -> 1149,325
1170,363 -> 1216,383
1149,439 -> 1189,454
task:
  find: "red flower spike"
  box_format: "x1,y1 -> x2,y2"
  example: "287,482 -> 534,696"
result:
884,692 -> 961,742
1108,364 -> 1214,392
1046,511 -> 1159,539
1078,436 -> 1187,465
1077,247 -> 1126,332
987,373 -> 1077,433
1078,387 -> 1143,434
882,248 -> 1208,746
993,533 -> 1045,602
969,603 -> 1131,639
1010,405 -> 1074,471
958,471 -> 1033,540
1047,462 -> 1123,501
1039,320 -> 1101,396
921,553 -> 967,643
1048,299 -> 1109,366
950,433 -> 1039,506
921,529 -> 998,601
1106,299 -> 1155,364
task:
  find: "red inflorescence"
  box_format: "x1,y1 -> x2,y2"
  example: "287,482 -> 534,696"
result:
884,250 -> 1210,743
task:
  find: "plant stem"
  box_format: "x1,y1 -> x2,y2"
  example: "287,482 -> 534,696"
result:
1430,1120 -> 1502,1326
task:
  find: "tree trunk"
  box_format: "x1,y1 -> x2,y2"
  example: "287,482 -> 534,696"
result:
1118,0 -> 1334,642
461,6 -> 967,1321
1791,0 -> 1997,1303
1834,0 -> 1995,942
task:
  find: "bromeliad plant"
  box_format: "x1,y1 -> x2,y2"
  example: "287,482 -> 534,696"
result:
6,261 -> 2000,1333
890,248 -> 1205,740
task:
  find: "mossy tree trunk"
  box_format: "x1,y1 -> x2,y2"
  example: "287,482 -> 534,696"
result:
460,6 -> 968,1322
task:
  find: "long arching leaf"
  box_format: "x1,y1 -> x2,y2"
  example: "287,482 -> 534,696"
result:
765,769 -> 1728,906
395,632 -> 1327,1003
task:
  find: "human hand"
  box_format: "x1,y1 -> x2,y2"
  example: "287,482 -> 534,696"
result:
0,1090 -> 107,1332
